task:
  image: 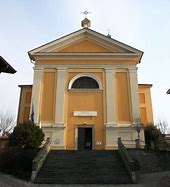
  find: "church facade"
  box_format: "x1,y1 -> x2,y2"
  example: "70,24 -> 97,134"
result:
17,19 -> 153,150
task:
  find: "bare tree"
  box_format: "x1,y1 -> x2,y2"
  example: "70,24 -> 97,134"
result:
0,111 -> 15,136
156,119 -> 168,135
167,127 -> 170,134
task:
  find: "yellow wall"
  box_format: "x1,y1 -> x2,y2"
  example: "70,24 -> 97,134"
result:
138,84 -> 153,125
18,82 -> 154,127
66,70 -> 104,150
116,71 -> 131,122
17,85 -> 32,124
41,70 -> 56,122
17,75 -> 154,150
57,40 -> 113,53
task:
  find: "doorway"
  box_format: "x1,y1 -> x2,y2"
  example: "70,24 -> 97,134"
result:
78,127 -> 92,150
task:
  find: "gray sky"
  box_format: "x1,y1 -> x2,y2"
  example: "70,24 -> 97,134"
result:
0,0 -> 170,131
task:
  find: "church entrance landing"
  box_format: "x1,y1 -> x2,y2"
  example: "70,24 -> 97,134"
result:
78,127 -> 92,150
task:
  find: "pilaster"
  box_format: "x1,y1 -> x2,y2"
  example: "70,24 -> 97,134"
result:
129,67 -> 140,123
105,68 -> 116,126
55,68 -> 66,125
31,68 -> 42,123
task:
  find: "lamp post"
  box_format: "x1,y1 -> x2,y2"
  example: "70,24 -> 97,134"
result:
135,121 -> 143,149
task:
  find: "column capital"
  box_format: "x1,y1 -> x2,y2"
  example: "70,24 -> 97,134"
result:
128,67 -> 138,73
56,67 -> 67,71
104,67 -> 115,71
33,67 -> 43,71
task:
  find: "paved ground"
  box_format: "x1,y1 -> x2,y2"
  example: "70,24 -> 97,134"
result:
0,171 -> 170,187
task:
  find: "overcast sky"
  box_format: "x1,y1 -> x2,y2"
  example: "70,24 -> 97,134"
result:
0,0 -> 170,131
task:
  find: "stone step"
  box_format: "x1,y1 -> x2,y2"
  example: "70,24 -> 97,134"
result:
35,178 -> 132,184
34,150 -> 132,184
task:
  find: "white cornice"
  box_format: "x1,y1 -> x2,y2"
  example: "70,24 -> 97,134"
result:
34,52 -> 137,56
34,64 -> 136,70
33,52 -> 140,62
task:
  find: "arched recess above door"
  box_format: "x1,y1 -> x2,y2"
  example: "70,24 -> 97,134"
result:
68,73 -> 103,90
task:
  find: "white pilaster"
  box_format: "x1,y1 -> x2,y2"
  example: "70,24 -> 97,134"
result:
129,67 -> 140,123
31,68 -> 42,123
55,68 -> 66,125
105,68 -> 116,126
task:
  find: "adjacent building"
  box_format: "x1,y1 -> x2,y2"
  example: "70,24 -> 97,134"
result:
0,56 -> 16,74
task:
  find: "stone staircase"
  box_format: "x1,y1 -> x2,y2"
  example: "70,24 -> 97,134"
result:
34,150 -> 132,184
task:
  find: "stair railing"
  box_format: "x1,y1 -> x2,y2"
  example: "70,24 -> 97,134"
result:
31,137 -> 51,182
117,137 -> 137,183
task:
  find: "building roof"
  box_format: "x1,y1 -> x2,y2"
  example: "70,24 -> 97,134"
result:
0,56 -> 16,74
28,28 -> 143,63
167,89 -> 170,94
138,84 -> 153,88
18,85 -> 32,88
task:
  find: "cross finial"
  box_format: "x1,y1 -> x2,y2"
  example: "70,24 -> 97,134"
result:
107,28 -> 111,38
81,10 -> 91,18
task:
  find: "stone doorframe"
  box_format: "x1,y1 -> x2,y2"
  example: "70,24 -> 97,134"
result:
75,124 -> 95,150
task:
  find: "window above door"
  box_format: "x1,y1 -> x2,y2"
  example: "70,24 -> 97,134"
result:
68,73 -> 103,91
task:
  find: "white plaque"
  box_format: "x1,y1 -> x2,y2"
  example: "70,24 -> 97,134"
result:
96,141 -> 102,145
73,111 -> 97,117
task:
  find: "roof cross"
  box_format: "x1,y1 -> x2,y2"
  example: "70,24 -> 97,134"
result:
107,28 -> 111,38
81,10 -> 91,18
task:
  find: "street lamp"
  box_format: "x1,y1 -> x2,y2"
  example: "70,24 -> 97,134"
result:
134,120 -> 143,149
136,123 -> 142,140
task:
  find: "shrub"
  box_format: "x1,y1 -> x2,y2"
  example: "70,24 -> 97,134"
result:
144,125 -> 166,149
0,148 -> 39,180
9,121 -> 44,149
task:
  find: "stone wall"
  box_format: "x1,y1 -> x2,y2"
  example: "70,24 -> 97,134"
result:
128,149 -> 170,173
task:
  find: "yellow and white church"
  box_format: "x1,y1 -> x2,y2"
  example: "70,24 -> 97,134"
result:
17,18 -> 153,150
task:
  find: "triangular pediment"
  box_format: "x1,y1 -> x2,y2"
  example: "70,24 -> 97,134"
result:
28,28 -> 143,62
54,39 -> 113,53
